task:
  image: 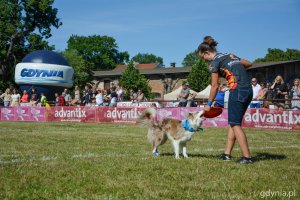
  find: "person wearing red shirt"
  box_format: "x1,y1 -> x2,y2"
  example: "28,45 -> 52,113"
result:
21,90 -> 29,103
58,92 -> 66,106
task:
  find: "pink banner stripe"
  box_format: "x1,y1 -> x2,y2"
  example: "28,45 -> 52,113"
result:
1,107 -> 300,130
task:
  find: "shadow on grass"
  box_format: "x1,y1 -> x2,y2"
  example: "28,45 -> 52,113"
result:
159,152 -> 287,162
252,152 -> 287,162
159,152 -> 217,159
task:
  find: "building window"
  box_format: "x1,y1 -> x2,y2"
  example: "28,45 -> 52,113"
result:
104,80 -> 111,90
152,92 -> 161,99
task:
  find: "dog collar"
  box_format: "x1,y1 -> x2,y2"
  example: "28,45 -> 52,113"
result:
181,119 -> 196,132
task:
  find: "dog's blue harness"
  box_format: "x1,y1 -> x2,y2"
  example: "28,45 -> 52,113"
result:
181,119 -> 196,132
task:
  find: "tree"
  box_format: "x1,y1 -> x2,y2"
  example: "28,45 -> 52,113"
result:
119,61 -> 152,100
254,48 -> 300,62
161,76 -> 180,94
187,59 -> 210,92
0,0 -> 62,82
67,35 -> 130,71
131,53 -> 163,65
62,49 -> 93,89
182,51 -> 199,67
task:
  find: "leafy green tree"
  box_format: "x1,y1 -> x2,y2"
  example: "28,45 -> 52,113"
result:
187,59 -> 210,92
182,51 -> 199,67
119,61 -> 152,100
67,35 -> 130,71
131,53 -> 163,65
254,48 -> 300,62
62,49 -> 93,89
0,0 -> 61,82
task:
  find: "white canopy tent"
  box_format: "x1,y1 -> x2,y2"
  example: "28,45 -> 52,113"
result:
195,85 -> 211,99
163,86 -> 198,101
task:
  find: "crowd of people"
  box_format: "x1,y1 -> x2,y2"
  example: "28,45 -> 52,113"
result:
0,84 -> 147,107
0,87 -> 44,107
1,76 -> 300,110
250,75 -> 300,110
177,76 -> 300,110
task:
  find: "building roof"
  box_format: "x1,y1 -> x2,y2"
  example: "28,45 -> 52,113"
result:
93,60 -> 300,77
112,63 -> 161,71
250,59 -> 300,69
93,64 -> 190,77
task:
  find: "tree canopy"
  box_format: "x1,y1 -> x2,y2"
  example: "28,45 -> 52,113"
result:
182,51 -> 199,67
119,61 -> 152,100
187,59 -> 210,92
67,35 -> 129,71
254,48 -> 300,62
0,0 -> 61,82
131,53 -> 163,65
62,49 -> 93,89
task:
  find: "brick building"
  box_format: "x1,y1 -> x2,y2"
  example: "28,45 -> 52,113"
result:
93,63 -> 191,99
93,60 -> 300,100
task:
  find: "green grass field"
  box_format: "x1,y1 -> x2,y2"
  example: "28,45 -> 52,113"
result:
0,122 -> 299,200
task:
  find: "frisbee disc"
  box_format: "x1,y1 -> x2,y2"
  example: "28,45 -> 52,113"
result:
203,107 -> 223,118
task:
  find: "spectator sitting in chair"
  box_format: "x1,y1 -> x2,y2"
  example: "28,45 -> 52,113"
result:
214,85 -> 225,108
178,82 -> 190,107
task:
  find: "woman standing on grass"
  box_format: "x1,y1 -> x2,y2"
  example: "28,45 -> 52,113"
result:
198,36 -> 253,164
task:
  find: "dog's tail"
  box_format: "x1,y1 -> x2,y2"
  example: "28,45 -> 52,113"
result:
136,108 -> 157,128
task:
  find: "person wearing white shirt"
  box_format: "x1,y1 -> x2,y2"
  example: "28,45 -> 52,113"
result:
10,88 -> 21,106
116,86 -> 124,101
250,78 -> 262,108
95,89 -> 104,106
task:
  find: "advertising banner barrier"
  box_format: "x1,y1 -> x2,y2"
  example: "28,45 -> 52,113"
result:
0,107 -> 46,122
97,107 -> 145,123
47,106 -> 96,122
1,107 -> 17,121
243,108 -> 300,131
1,106 -> 300,130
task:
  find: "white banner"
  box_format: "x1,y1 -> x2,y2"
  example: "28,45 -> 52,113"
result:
15,63 -> 74,88
117,101 -> 161,108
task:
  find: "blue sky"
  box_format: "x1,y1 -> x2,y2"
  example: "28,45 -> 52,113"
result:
48,0 -> 300,67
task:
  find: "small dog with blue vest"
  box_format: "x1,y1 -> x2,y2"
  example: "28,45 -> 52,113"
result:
137,108 -> 205,159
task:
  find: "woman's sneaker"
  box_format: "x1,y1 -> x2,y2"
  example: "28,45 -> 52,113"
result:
218,153 -> 232,161
238,157 -> 253,164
